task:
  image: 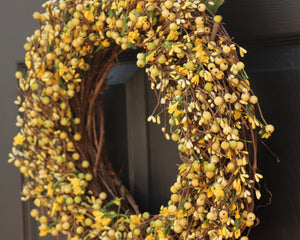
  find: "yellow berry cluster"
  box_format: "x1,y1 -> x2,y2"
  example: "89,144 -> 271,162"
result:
10,0 -> 274,240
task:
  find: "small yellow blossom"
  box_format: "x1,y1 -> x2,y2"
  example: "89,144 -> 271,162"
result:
113,197 -> 122,206
245,115 -> 260,129
38,225 -> 49,237
13,133 -> 26,146
83,6 -> 95,22
102,39 -> 111,48
128,30 -> 140,43
145,234 -> 154,240
191,75 -> 200,85
76,214 -> 85,224
129,214 -> 141,230
69,177 -> 84,195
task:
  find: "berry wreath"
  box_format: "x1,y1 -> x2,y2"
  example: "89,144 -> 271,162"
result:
10,0 -> 275,240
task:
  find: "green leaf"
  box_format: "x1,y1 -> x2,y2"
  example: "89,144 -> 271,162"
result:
235,218 -> 241,228
238,69 -> 249,80
146,10 -> 154,21
246,104 -> 254,117
94,44 -> 106,53
121,22 -> 129,36
59,78 -> 67,90
47,44 -> 52,54
231,189 -> 236,201
52,181 -> 60,189
108,9 -> 116,18
163,221 -> 172,235
134,11 -> 142,17
206,0 -> 225,14
126,42 -> 137,50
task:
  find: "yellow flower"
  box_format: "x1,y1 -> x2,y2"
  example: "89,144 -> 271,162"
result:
212,185 -> 224,198
61,32 -> 72,43
168,101 -> 183,118
57,61 -> 68,76
69,177 -> 84,195
13,133 -> 26,146
203,188 -> 213,198
167,30 -> 179,41
233,109 -> 242,120
146,51 -> 156,62
38,225 -> 49,237
234,229 -> 241,238
113,197 -> 122,206
138,16 -> 148,25
37,64 -> 46,78
101,218 -> 112,226
169,44 -> 184,55
129,214 -> 141,230
128,30 -> 140,43
46,183 -> 54,197
177,209 -> 185,218
196,51 -> 209,64
245,115 -> 260,129
157,229 -> 171,239
227,149 -> 233,160
178,163 -> 187,174
168,101 -> 179,115
259,129 -> 271,139
222,227 -> 233,238
239,47 -> 247,57
102,39 -> 111,48
174,65 -> 188,76
50,202 -> 60,217
160,207 -> 169,217
191,75 -> 199,86
192,38 -> 203,52
255,189 -> 261,200
25,52 -> 32,69
145,234 -> 154,240
83,6 -> 95,22
76,214 -> 85,224
233,178 -> 241,193
34,198 -> 41,207
56,196 -> 64,203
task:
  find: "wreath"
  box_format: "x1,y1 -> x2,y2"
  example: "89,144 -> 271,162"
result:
10,0 -> 275,239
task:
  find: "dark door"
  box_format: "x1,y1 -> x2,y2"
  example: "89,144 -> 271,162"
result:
221,2 -> 300,239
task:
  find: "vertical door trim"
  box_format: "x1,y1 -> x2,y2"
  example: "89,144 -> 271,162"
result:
125,69 -> 150,210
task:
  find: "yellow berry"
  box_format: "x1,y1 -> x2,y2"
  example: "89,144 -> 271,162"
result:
249,95 -> 258,104
236,61 -> 245,70
73,133 -> 82,141
164,0 -> 173,9
30,209 -> 39,218
99,192 -> 107,200
198,4 -> 206,12
265,124 -> 274,133
15,71 -> 23,79
214,15 -> 223,23
82,160 -> 89,168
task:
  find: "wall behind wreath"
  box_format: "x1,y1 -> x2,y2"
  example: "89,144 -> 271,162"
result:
0,0 -> 43,239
